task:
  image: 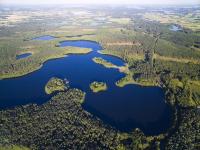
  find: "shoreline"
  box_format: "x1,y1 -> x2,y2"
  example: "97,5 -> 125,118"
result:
0,48 -> 92,80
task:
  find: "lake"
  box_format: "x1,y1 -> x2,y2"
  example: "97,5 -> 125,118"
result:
33,35 -> 56,40
0,37 -> 173,135
169,24 -> 182,31
16,53 -> 32,60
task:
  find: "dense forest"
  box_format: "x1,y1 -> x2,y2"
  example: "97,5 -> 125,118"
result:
0,88 -> 157,150
165,108 -> 200,150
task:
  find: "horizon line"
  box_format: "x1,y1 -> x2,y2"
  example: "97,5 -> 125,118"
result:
1,3 -> 199,6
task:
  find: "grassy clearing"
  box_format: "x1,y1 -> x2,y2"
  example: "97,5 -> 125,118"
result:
0,145 -> 30,150
116,74 -> 158,87
168,79 -> 184,89
116,74 -> 135,87
184,80 -> 200,106
167,79 -> 200,107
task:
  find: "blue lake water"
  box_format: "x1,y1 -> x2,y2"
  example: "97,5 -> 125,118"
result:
169,25 -> 182,31
33,35 -> 56,40
16,53 -> 32,60
0,38 -> 173,135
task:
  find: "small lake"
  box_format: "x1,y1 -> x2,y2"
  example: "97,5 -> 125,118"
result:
33,35 -> 56,40
0,37 -> 173,135
169,24 -> 182,31
16,53 -> 32,60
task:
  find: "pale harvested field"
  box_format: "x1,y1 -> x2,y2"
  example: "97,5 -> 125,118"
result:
154,54 -> 200,64
106,42 -> 141,46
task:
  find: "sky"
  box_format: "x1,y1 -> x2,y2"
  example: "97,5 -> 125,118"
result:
0,0 -> 199,5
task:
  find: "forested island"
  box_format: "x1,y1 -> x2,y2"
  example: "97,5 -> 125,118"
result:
90,81 -> 107,93
45,77 -> 67,94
